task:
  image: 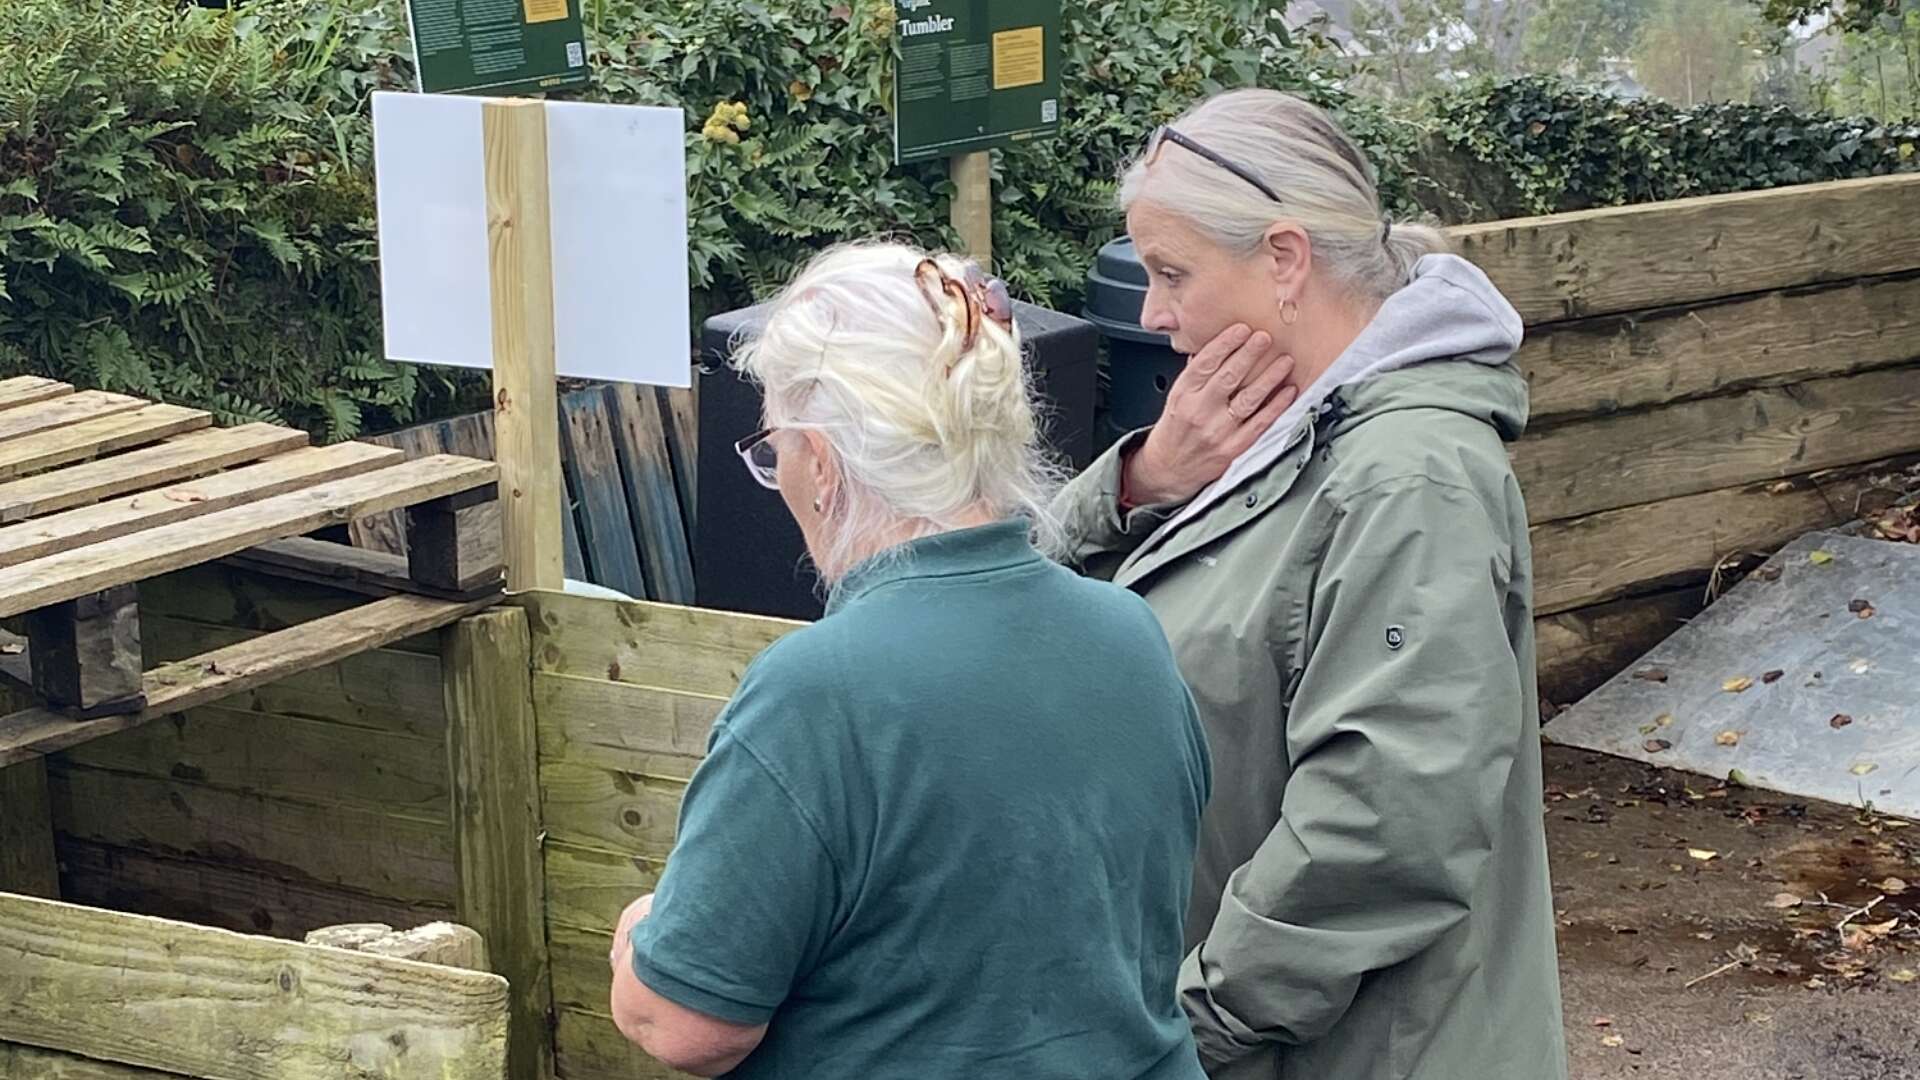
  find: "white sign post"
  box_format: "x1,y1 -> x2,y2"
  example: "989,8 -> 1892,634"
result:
371,92 -> 690,591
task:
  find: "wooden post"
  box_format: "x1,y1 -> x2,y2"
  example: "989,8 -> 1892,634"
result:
483,99 -> 566,593
25,584 -> 143,718
951,150 -> 993,265
0,759 -> 59,899
444,607 -> 555,1080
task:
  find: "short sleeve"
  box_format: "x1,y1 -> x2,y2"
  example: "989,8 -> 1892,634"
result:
627,717 -> 843,1025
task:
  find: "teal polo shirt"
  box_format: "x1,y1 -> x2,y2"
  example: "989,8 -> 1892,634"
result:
628,519 -> 1209,1079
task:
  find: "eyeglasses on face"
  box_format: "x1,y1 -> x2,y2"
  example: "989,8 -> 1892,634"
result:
735,427 -> 779,490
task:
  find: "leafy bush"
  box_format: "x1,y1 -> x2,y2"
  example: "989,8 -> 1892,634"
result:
0,0 -> 466,439
1414,75 -> 1920,220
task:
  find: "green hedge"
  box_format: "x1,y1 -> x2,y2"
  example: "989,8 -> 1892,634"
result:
6,4 -> 1920,439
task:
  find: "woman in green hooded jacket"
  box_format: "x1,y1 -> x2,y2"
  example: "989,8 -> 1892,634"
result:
1055,89 -> 1569,1080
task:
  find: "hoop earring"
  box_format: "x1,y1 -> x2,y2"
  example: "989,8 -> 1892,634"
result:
1280,299 -> 1299,326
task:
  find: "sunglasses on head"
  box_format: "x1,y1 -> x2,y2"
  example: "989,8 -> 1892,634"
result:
1148,125 -> 1284,205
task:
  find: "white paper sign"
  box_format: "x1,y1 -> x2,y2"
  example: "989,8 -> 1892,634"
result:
372,92 -> 691,387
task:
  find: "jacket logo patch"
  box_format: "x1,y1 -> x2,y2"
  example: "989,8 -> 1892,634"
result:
1385,625 -> 1406,651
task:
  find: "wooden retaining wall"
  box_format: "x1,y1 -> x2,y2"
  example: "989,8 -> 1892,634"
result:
1459,173 -> 1920,701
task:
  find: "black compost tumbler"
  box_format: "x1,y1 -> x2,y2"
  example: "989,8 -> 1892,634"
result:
695,300 -> 1100,621
1083,236 -> 1183,438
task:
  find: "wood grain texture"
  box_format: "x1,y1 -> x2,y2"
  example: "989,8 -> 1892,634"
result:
0,891 -> 507,1080
538,760 -> 688,860
0,424 -> 308,525
950,150 -> 993,264
0,404 -> 209,481
1531,456 -> 1916,615
0,1043 -> 179,1079
534,673 -> 724,763
1453,173 -> 1920,324
608,384 -> 695,603
1,757 -> 59,897
57,838 -> 454,941
554,1007 -> 685,1080
0,390 -> 143,443
516,590 -> 799,697
1520,274 -> 1920,424
0,593 -> 490,765
484,98 -> 565,592
44,762 -> 456,904
1513,365 -> 1920,523
0,454 -> 494,619
0,442 -> 401,569
545,840 -> 663,938
660,385 -> 698,536
443,609 -> 557,1080
561,387 -> 648,598
1535,588 -> 1704,706
354,411 -> 499,558
0,375 -> 73,411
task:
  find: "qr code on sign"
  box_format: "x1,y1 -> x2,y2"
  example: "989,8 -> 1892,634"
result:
1042,99 -> 1058,123
566,41 -> 584,67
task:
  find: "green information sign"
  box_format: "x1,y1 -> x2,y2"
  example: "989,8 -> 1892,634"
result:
406,0 -> 591,97
892,0 -> 1062,165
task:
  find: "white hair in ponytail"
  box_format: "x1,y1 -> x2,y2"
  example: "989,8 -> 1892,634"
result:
731,242 -> 1065,584
1123,89 -> 1448,299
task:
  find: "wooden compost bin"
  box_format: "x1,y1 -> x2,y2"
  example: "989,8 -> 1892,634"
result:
6,172 -> 1920,1080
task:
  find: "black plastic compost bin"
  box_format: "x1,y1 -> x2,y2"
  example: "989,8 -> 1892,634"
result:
1084,236 -> 1182,435
694,300 -> 1099,621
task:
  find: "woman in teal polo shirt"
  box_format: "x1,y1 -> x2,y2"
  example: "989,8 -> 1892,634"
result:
607,242 -> 1212,1079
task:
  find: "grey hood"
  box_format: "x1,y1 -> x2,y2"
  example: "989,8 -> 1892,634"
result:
1150,253 -> 1524,540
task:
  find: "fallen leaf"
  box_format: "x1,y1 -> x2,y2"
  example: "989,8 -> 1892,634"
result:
1852,763 -> 1879,776
1851,658 -> 1873,675
1639,723 -> 1660,735
1656,713 -> 1675,727
1723,676 -> 1755,693
1601,1034 -> 1625,1048
1756,565 -> 1784,582
1644,738 -> 1672,754
1728,768 -> 1753,787
1891,969 -> 1918,983
1768,892 -> 1804,909
1689,848 -> 1720,862
1763,670 -> 1784,684
1716,730 -> 1742,747
1879,877 -> 1908,895
1850,599 -> 1876,619
1745,1010 -> 1773,1025
163,489 -> 207,504
1634,667 -> 1669,683
1694,930 -> 1716,940
1863,919 -> 1900,938
1767,480 -> 1797,494
1842,927 -> 1874,951
1809,549 -> 1835,565
1831,714 -> 1854,729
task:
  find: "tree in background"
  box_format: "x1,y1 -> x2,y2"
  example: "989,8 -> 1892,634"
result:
1348,0 -> 1492,99
1521,0 -> 1650,76
1819,5 -> 1920,117
1632,0 -> 1770,103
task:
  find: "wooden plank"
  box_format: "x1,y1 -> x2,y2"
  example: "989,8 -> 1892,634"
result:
0,390 -> 143,443
0,375 -> 73,411
1453,173 -> 1920,324
539,759 -> 687,860
1514,365 -> 1920,523
57,838 -> 454,940
26,583 -> 143,717
0,592 -> 491,766
608,385 -> 695,604
660,385 -> 697,536
554,1006 -> 684,1080
1535,588 -> 1703,706
1532,455 -> 1917,615
0,454 -> 494,619
0,1043 -> 180,1080
0,404 -> 209,482
408,489 -> 505,594
137,611 -> 449,738
950,150 -> 993,263
545,838 -> 663,937
356,413 -> 499,556
485,98 -> 566,592
534,673 -> 723,763
444,610 -> 557,1080
58,702 -> 449,816
140,562 -> 391,634
0,424 -> 309,525
0,891 -> 508,1080
45,763 -> 456,904
1,758 -> 60,897
0,442 -> 402,570
1522,273 -> 1920,424
230,536 -> 498,602
516,590 -> 799,697
561,387 -> 648,598
306,921 -> 488,970
562,474 -> 589,580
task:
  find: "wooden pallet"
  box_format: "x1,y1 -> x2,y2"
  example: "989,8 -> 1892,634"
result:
0,377 -> 503,766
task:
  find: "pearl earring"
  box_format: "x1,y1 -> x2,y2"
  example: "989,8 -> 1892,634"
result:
812,496 -> 823,514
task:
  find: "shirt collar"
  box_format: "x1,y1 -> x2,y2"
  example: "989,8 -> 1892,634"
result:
826,519 -> 1041,615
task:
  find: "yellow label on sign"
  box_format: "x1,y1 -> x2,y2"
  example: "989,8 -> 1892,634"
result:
992,26 -> 1045,90
523,0 -> 568,24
